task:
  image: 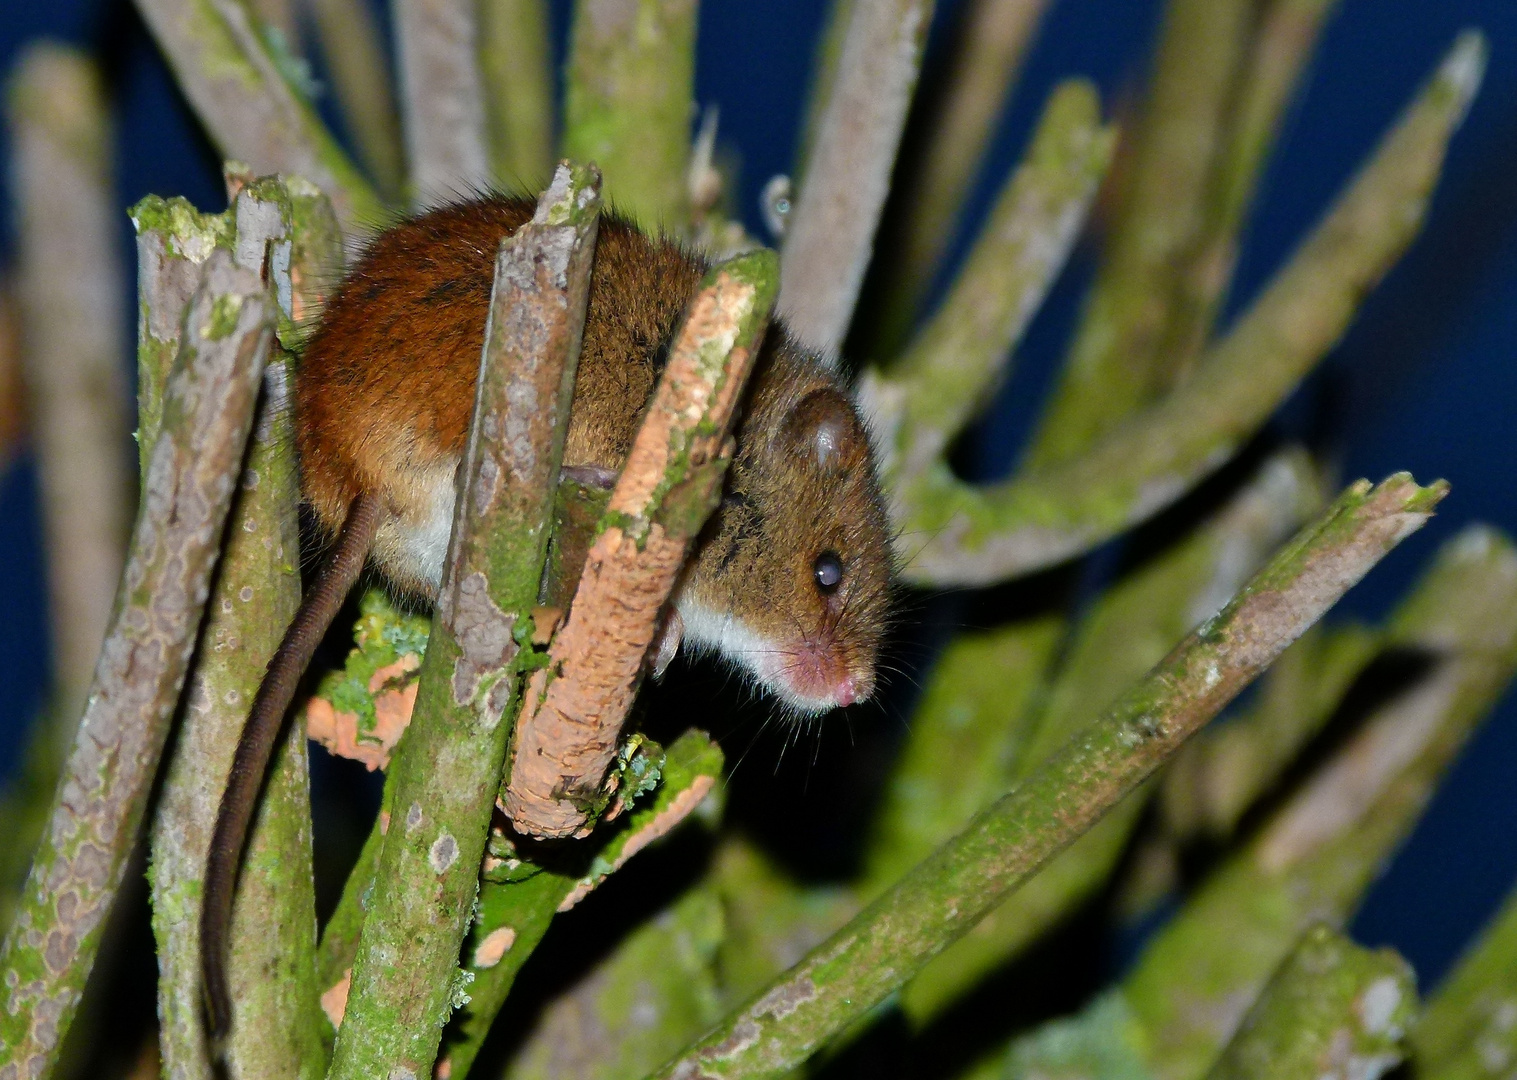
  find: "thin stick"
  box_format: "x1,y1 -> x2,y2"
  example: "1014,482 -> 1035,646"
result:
0,251 -> 272,1075
132,0 -> 383,231
890,34 -> 1484,586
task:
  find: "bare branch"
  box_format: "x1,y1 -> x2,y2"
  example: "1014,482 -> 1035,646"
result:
1203,926 -> 1416,1080
502,249 -> 779,840
861,81 -> 1113,479
654,473 -> 1444,1079
881,0 -> 1053,327
1028,0 -> 1258,466
778,0 -> 933,354
393,0 -> 491,205
148,178 -> 335,1080
0,251 -> 272,1074
7,45 -> 133,718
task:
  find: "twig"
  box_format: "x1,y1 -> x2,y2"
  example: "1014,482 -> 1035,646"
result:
1158,0 -> 1346,372
1204,925 -> 1416,1080
778,0 -> 933,354
900,449 -> 1321,1024
501,249 -> 779,841
1414,876 -> 1517,1079
652,473 -> 1443,1079
326,163 -> 601,1080
7,45 -> 133,719
437,731 -> 725,1079
309,0 -> 405,199
0,286 -> 24,478
132,0 -> 383,231
479,0 -> 554,184
893,33 -> 1484,586
878,0 -> 1052,333
859,81 -> 1113,482
0,251 -> 272,1074
1028,0 -> 1258,467
562,0 -> 698,229
148,178 -> 335,1079
392,0 -> 491,206
1124,522 -> 1517,1080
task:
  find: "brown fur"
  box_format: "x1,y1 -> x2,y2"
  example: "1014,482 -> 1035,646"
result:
296,194 -> 892,701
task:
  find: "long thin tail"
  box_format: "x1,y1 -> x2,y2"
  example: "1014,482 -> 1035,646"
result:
201,492 -> 382,1038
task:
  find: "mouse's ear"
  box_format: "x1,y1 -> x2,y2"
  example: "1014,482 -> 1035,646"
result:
781,388 -> 866,473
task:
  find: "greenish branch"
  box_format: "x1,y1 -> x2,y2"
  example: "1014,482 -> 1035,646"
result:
326,163 -> 602,1080
0,251 -> 272,1075
437,731 -> 725,1080
860,80 -> 1114,481
1124,523 -> 1517,1080
131,0 -> 384,231
876,0 -> 1053,339
480,0 -> 554,185
1415,877 -> 1517,1080
308,0 -> 405,199
651,473 -> 1443,1080
148,177 -> 335,1079
900,449 -> 1320,1023
894,33 -> 1483,586
562,0 -> 697,230
392,0 -> 491,204
1203,925 -> 1416,1080
1028,0 -> 1258,465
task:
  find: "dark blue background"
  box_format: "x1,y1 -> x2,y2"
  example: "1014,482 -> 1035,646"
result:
0,0 -> 1513,993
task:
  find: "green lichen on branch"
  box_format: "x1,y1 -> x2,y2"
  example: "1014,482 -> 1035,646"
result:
562,0 -> 696,230
0,251 -> 272,1075
1204,925 -> 1415,1080
1415,881 -> 1517,1080
437,729 -> 725,1080
1124,523 -> 1517,1080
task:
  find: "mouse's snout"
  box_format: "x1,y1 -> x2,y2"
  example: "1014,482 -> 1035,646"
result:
769,631 -> 877,713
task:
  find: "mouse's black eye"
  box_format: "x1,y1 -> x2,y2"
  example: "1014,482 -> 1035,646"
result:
814,551 -> 843,595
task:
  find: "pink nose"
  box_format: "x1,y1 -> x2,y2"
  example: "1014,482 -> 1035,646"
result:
835,677 -> 859,707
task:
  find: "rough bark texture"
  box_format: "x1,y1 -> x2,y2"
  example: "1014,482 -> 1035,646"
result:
327,164 -> 600,1080
653,474 -> 1442,1080
148,178 -> 337,1080
502,250 -> 779,840
0,251 -> 271,1077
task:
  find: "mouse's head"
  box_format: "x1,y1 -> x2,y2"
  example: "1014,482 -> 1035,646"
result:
673,332 -> 894,715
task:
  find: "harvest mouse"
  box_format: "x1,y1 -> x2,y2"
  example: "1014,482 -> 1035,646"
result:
201,192 -> 893,1034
